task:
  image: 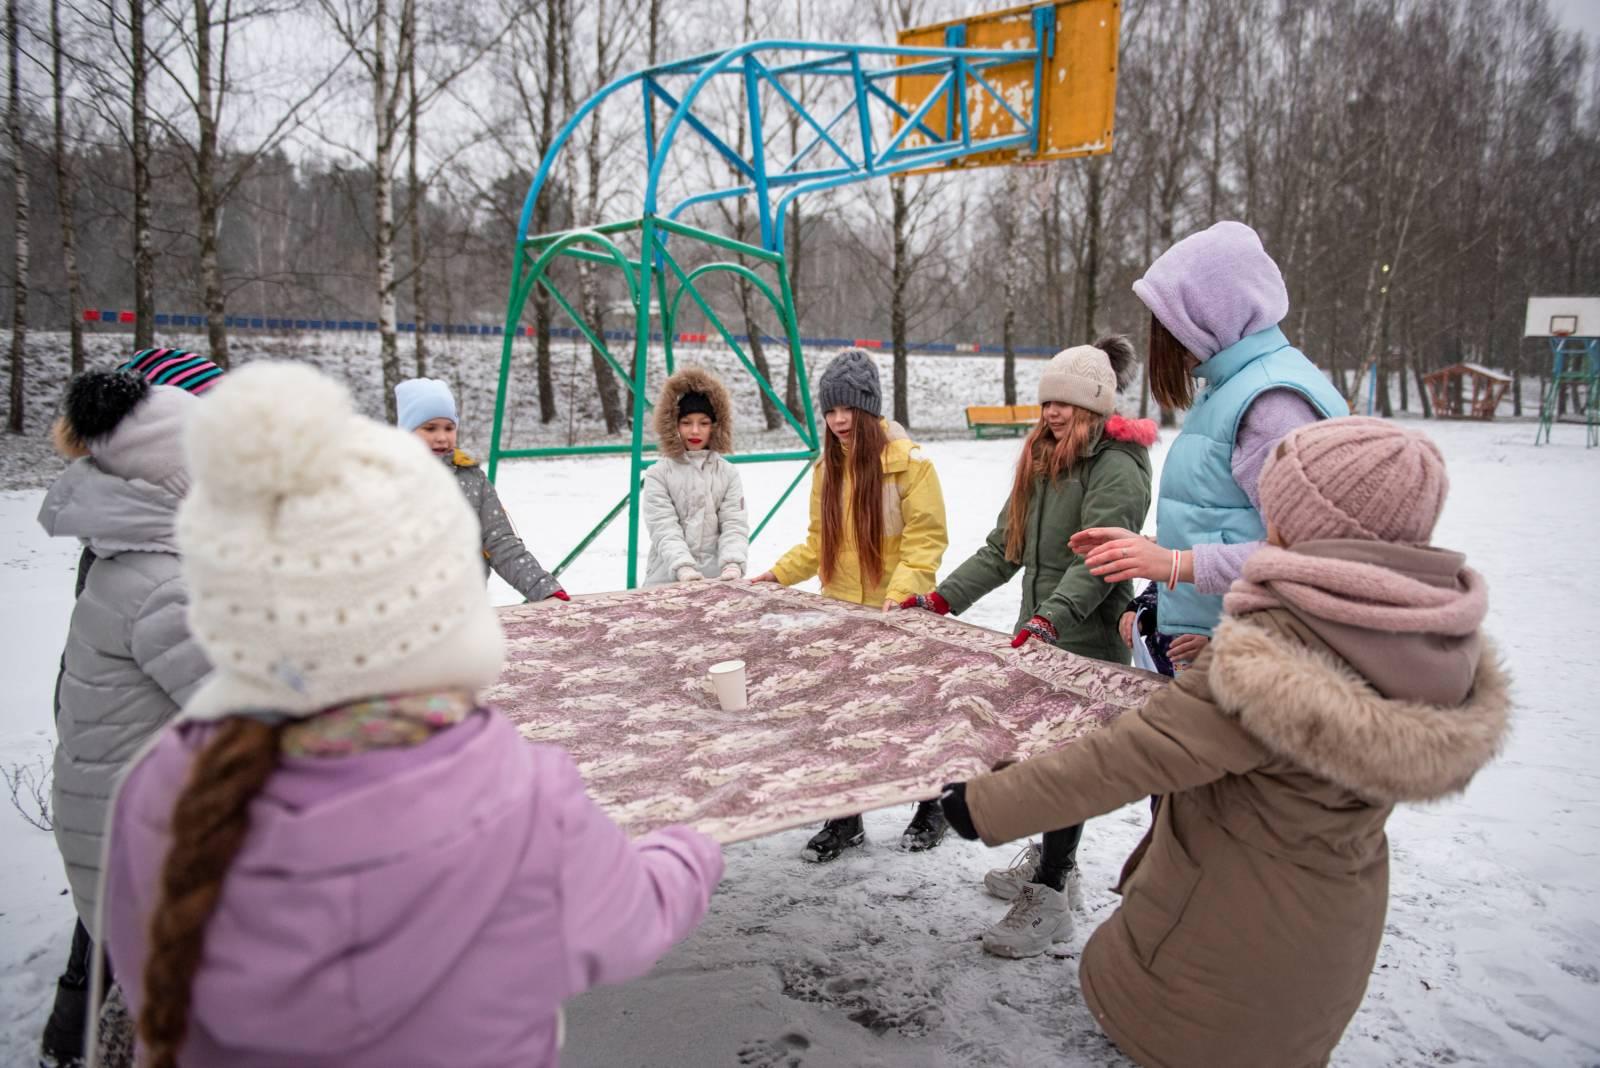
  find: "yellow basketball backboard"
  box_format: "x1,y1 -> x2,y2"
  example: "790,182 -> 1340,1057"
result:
894,0 -> 1120,172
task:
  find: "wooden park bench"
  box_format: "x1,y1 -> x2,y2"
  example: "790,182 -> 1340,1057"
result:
965,404 -> 1041,438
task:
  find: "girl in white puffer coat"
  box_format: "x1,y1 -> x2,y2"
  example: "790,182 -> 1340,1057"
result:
642,366 -> 749,586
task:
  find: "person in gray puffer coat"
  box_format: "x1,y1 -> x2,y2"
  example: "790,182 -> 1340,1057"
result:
35,371 -> 211,1068
396,378 -> 566,602
38,372 -> 212,936
642,366 -> 748,586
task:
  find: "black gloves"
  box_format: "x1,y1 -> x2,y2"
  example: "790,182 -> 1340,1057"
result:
939,782 -> 979,841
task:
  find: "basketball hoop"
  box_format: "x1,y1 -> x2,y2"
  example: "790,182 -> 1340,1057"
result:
1551,314 -> 1578,337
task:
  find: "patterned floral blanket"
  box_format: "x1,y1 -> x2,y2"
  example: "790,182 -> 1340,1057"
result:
488,582 -> 1166,844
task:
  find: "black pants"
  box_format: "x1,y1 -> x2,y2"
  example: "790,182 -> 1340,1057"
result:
41,919 -> 111,1060
1039,823 -> 1083,884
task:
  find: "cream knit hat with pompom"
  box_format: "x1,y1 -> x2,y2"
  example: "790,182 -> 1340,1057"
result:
1037,345 -> 1118,415
177,361 -> 505,721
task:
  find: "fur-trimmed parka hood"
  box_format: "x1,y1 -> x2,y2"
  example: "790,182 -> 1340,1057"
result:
655,366 -> 734,459
1208,611 -> 1510,805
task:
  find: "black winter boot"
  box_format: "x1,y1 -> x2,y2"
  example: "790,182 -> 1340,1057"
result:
900,800 -> 947,852
38,921 -> 93,1068
800,815 -> 865,863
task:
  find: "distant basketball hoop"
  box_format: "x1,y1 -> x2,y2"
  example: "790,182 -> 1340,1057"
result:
1526,297 -> 1600,447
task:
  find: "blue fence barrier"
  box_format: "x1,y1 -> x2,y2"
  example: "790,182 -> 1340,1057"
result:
91,308 -> 1059,357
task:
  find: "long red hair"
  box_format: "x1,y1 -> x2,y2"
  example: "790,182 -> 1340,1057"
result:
819,410 -> 888,589
1003,406 -> 1106,563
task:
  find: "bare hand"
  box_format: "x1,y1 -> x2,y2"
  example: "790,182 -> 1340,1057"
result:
1169,634 -> 1210,663
883,598 -> 897,612
750,570 -> 778,583
1119,611 -> 1135,646
1085,536 -> 1170,584
1069,526 -> 1140,555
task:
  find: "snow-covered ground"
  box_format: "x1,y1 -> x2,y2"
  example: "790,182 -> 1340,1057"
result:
2,414 -> 1597,1066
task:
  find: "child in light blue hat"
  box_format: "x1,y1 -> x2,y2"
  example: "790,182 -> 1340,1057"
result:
395,378 -> 567,602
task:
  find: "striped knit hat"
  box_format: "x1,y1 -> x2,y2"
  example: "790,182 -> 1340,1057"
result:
118,347 -> 225,395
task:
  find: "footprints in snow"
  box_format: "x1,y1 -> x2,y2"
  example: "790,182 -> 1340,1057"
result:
736,1032 -> 811,1068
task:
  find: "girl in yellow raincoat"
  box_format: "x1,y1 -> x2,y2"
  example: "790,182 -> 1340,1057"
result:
752,348 -> 948,860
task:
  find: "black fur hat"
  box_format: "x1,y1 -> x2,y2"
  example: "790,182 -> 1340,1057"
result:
1093,335 -> 1139,392
55,370 -> 149,455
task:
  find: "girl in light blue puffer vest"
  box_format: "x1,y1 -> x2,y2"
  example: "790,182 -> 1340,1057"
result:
1071,221 -> 1349,669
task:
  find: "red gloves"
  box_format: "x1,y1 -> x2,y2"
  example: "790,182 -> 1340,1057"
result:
1010,615 -> 1058,648
550,589 -> 570,602
899,591 -> 951,615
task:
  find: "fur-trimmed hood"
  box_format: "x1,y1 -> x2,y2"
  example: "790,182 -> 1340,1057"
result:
654,366 -> 734,459
1208,612 -> 1510,805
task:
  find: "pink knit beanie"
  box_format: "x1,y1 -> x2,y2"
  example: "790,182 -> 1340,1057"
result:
1258,417 -> 1448,545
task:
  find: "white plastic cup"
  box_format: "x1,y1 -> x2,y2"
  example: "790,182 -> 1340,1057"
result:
708,659 -> 748,712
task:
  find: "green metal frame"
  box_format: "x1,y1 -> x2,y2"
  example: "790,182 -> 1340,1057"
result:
488,217 -> 820,588
1534,336 -> 1600,448
489,28 -> 1098,588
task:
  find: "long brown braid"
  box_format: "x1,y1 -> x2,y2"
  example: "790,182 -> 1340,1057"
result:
138,719 -> 284,1068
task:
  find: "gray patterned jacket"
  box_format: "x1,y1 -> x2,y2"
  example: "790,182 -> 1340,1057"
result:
448,451 -> 562,602
38,460 -> 211,936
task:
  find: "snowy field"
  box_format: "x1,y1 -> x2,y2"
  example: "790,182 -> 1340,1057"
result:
2,413 -> 1598,1066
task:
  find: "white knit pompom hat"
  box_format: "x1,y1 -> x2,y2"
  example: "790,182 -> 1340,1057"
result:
1036,345 -> 1119,415
176,361 -> 505,721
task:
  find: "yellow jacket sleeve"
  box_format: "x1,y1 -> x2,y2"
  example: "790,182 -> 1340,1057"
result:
884,456 -> 948,604
771,464 -> 822,586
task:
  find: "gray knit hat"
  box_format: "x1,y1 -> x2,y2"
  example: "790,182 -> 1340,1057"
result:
817,348 -> 883,416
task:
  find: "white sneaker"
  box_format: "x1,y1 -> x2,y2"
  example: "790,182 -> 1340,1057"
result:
983,845 -> 1086,911
982,883 -> 1074,958
983,842 -> 1041,900
1062,866 -> 1085,912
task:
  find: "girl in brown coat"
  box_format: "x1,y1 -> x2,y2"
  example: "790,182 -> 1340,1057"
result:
939,417 -> 1510,1068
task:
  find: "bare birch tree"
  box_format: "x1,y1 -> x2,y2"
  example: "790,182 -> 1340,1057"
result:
149,0 -> 343,367
316,0 -> 522,421
558,0 -> 638,434
6,0 -> 25,433
51,0 -> 85,373
131,0 -> 154,349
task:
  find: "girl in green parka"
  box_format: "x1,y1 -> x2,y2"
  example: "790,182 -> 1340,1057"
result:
901,335 -> 1156,959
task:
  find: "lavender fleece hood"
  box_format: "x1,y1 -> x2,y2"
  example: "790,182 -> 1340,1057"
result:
1133,221 -> 1290,361
103,710 -> 723,1067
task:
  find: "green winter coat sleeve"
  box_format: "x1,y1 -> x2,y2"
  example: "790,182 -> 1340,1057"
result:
1032,448 -> 1151,636
934,505 -> 1020,616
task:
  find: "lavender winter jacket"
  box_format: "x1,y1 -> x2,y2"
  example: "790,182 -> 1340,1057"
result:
102,709 -> 723,1067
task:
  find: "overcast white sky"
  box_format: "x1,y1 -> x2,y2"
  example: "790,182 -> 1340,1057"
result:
1547,0 -> 1600,42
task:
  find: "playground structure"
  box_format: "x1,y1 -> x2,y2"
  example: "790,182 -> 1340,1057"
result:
1526,297 -> 1600,448
488,0 -> 1121,587
1422,363 -> 1512,421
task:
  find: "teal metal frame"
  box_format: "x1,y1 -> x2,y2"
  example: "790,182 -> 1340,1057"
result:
492,29 -> 1062,587
1534,336 -> 1600,448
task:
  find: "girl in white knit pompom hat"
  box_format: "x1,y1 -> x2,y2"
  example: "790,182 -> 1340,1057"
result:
99,362 -> 723,1068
